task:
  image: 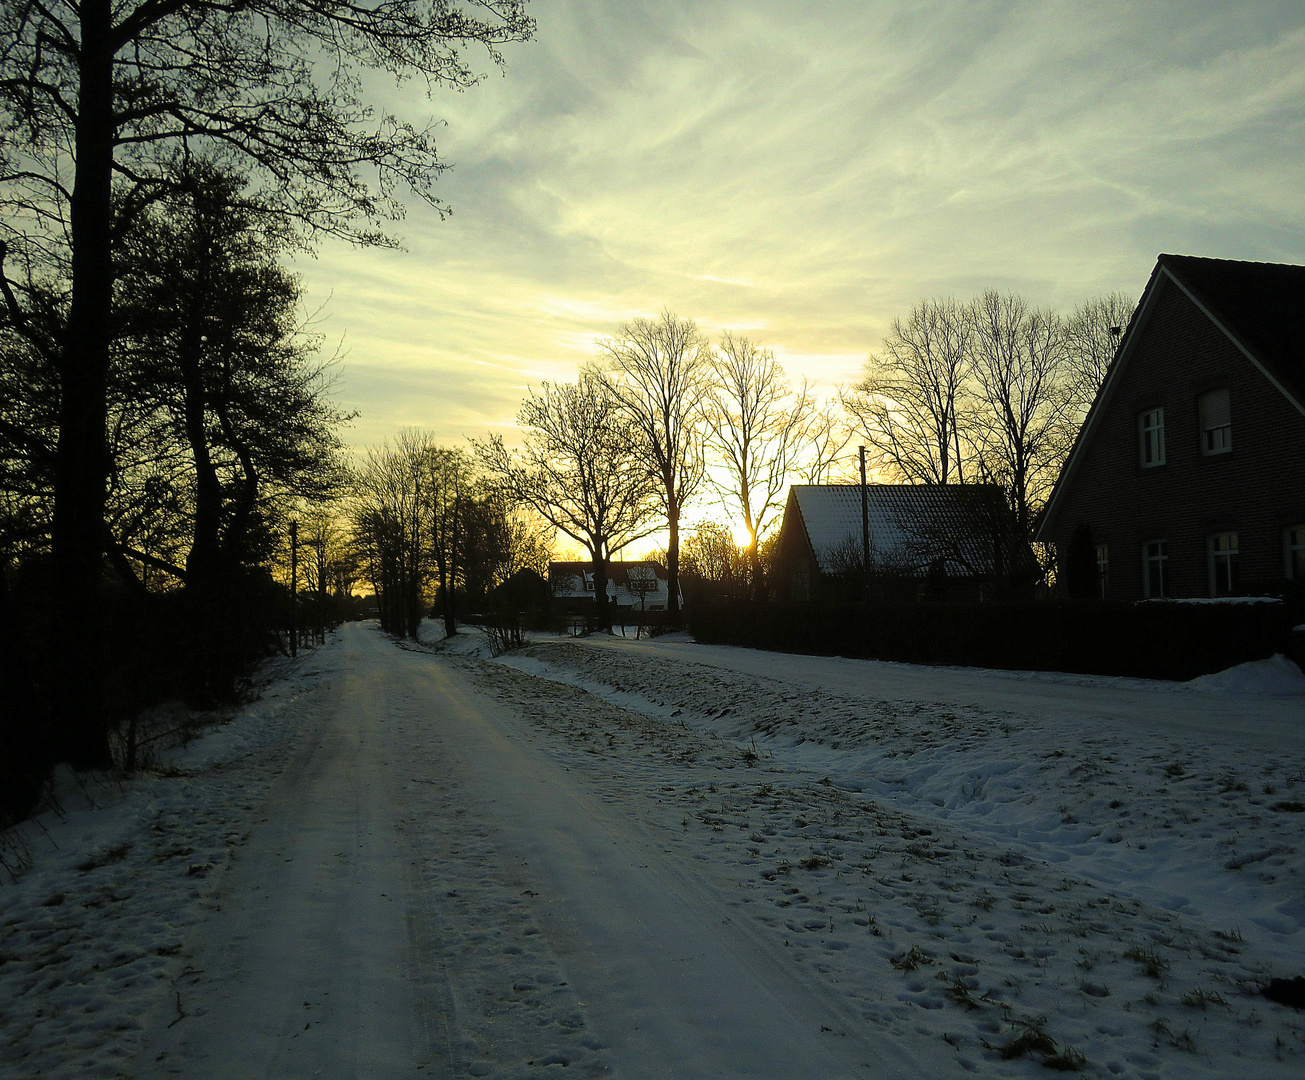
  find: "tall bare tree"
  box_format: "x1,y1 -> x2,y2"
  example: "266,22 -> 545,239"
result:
0,0 -> 532,766
842,297 -> 974,486
704,332 -> 814,599
351,432 -> 434,639
1062,292 -> 1137,421
599,313 -> 710,623
678,520 -> 748,606
424,445 -> 478,638
967,291 -> 1075,542
476,373 -> 658,630
797,402 -> 854,484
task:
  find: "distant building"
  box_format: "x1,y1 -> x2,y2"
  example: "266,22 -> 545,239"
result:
1037,254 -> 1305,600
772,483 -> 1028,603
548,561 -> 677,613
486,568 -> 550,614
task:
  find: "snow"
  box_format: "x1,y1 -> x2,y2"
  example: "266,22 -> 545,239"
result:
1185,654 -> 1305,695
3,623 -> 1304,1079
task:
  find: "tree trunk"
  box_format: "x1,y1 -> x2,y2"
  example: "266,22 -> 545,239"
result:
0,566 -> 49,823
666,502 -> 681,624
50,6 -> 115,768
591,550 -> 610,632
748,535 -> 764,604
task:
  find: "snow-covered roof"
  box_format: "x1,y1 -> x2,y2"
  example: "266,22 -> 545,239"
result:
788,484 -> 1008,576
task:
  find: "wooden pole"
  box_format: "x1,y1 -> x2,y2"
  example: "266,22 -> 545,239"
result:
289,520 -> 298,658
859,446 -> 871,600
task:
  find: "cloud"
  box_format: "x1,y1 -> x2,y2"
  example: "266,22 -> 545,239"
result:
300,0 -> 1305,455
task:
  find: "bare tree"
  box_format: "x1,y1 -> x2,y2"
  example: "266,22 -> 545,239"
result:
704,332 -> 815,600
350,432 -> 434,639
1062,292 -> 1137,421
797,402 -> 854,484
967,291 -> 1076,542
475,373 -> 658,630
0,0 -> 532,767
678,520 -> 748,606
599,313 -> 710,624
420,445 -> 471,639
842,297 -> 974,486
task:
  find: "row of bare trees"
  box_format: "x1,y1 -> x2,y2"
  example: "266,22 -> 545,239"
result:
475,291 -> 1132,625
842,291 -> 1136,541
475,312 -> 847,626
350,431 -> 550,640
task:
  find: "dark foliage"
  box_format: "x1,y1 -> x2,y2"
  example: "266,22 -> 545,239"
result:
1263,977 -> 1305,1010
689,599 -> 1303,682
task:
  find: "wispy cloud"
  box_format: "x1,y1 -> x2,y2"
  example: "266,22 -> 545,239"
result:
300,0 -> 1305,449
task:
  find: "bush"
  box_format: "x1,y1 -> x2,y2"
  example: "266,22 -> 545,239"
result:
689,599 -> 1303,681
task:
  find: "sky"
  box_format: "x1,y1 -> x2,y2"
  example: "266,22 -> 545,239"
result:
292,0 -> 1305,458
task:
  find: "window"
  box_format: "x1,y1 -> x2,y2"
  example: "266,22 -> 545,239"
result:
1143,540 -> 1168,598
1199,389 -> 1231,455
1139,408 -> 1165,467
1095,544 -> 1109,599
1287,526 -> 1305,581
1209,532 -> 1239,596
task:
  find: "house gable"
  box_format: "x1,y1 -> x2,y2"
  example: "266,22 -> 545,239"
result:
1038,255 -> 1305,599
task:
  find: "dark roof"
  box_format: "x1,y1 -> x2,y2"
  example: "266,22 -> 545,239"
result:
1158,254 -> 1305,406
786,484 -> 1013,576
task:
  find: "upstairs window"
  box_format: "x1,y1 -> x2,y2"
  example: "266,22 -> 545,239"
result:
1287,526 -> 1305,581
1209,532 -> 1239,596
1095,544 -> 1109,599
1143,539 -> 1168,598
1199,388 -> 1231,455
1139,408 -> 1165,467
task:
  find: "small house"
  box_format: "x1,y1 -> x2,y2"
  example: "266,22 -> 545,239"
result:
772,483 -> 1027,603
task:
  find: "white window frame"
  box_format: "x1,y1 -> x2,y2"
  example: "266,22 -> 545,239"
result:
1199,388 -> 1231,456
1209,532 -> 1239,596
1139,408 -> 1165,467
1286,525 -> 1305,581
1095,544 -> 1109,599
1142,539 -> 1168,598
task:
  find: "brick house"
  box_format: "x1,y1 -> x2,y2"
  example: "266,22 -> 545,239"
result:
1037,254 -> 1305,600
773,483 -> 1029,602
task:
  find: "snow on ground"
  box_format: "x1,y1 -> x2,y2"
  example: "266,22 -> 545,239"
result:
2,622 -> 1304,1080
484,635 -> 1305,1077
0,651 -> 333,1079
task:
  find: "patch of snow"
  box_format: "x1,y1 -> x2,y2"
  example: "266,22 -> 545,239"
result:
1185,654 -> 1305,696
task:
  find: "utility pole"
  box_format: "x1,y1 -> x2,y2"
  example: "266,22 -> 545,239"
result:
859,446 -> 871,600
289,520 -> 298,658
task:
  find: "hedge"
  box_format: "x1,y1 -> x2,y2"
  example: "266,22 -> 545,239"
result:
688,600 -> 1304,682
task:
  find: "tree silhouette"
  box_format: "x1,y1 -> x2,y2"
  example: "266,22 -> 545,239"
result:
0,0 -> 533,767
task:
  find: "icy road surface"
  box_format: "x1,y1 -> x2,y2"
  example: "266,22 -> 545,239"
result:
3,621 -> 1304,1080
137,623 -> 909,1080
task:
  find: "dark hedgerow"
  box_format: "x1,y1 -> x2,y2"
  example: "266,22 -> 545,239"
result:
689,600 -> 1302,682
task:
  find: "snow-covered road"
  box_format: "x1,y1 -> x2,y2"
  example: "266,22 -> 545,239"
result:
136,623 -> 916,1079
4,621 -> 1304,1079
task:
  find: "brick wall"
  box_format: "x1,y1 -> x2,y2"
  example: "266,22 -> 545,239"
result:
1048,276 -> 1305,599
